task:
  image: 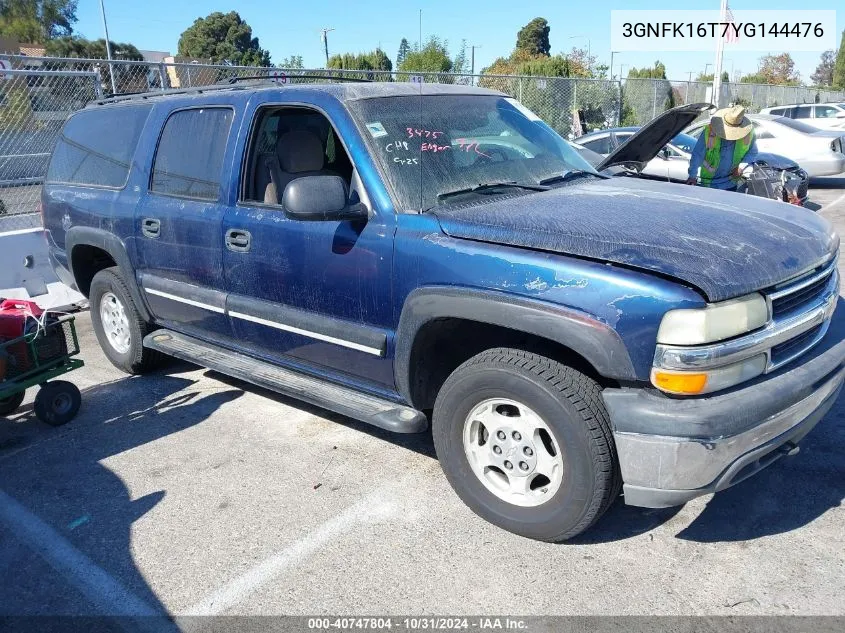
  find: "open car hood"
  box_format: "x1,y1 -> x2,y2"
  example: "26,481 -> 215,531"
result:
596,103 -> 714,171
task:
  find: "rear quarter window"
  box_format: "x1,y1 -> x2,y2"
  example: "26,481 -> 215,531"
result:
46,104 -> 152,188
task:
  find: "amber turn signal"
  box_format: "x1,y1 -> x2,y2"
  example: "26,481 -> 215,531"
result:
651,371 -> 708,395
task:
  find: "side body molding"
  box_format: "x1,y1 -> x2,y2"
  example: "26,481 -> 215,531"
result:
65,226 -> 152,322
393,287 -> 637,402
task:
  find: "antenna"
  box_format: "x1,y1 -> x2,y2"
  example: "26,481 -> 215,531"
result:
319,28 -> 335,67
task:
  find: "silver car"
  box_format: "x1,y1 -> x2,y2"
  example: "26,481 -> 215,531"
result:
685,114 -> 845,178
759,103 -> 845,131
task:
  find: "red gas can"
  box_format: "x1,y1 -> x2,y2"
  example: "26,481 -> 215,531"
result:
0,299 -> 46,379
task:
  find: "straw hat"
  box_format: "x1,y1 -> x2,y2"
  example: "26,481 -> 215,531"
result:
710,105 -> 753,141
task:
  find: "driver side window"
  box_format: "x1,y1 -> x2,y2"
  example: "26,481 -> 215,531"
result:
242,106 -> 354,207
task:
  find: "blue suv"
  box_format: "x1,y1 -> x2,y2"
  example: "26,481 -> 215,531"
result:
42,82 -> 844,541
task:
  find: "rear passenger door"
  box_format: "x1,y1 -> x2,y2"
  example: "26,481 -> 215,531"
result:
134,105 -> 236,342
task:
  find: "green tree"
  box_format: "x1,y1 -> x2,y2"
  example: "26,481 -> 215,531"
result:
0,0 -> 77,43
452,39 -> 468,74
328,48 -> 392,72
627,60 -> 668,79
399,36 -> 452,73
741,53 -> 799,85
811,50 -> 836,86
834,30 -> 845,89
45,36 -> 142,60
178,11 -> 271,66
396,38 -> 410,68
277,55 -> 304,69
515,17 -> 550,56
696,71 -> 729,82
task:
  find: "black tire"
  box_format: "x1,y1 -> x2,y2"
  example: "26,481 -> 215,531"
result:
0,390 -> 25,416
432,348 -> 621,542
34,381 -> 81,426
89,267 -> 162,374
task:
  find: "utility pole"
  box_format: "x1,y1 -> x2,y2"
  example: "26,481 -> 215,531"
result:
418,9 -> 422,49
711,0 -> 728,107
469,44 -> 482,77
98,0 -> 117,95
319,28 -> 335,67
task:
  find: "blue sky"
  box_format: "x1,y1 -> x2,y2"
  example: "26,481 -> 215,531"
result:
76,0 -> 841,82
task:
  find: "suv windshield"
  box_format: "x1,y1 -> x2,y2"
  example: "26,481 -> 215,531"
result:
347,94 -> 596,211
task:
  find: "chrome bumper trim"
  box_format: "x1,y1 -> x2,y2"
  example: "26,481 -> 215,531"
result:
654,269 -> 839,372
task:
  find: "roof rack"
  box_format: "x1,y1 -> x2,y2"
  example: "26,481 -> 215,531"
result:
226,74 -> 373,84
92,83 -> 246,106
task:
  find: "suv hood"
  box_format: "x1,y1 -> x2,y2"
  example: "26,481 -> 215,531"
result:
597,103 -> 714,171
434,177 -> 837,302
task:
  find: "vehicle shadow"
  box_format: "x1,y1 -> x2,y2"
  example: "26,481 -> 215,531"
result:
572,389 -> 845,545
0,372 -> 243,626
205,369 -> 438,459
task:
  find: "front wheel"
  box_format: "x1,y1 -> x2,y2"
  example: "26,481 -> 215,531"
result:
432,348 -> 621,542
34,381 -> 81,426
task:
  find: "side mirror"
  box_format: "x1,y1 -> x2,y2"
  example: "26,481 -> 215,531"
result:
282,175 -> 367,222
660,146 -> 671,159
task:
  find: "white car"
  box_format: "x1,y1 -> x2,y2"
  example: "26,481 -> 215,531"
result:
759,103 -> 845,131
685,114 -> 845,178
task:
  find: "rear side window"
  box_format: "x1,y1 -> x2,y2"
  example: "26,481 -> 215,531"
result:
769,108 -> 785,116
794,106 -> 812,119
151,107 -> 233,201
581,136 -> 612,155
47,105 -> 151,188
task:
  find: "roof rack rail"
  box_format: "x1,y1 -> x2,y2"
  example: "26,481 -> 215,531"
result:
91,83 -> 246,106
226,74 -> 373,84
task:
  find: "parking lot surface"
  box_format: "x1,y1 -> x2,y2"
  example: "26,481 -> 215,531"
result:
1,180 -> 845,618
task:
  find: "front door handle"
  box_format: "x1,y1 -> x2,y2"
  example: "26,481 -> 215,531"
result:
142,218 -> 160,238
225,228 -> 251,253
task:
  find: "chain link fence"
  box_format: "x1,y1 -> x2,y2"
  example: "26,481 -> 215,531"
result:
1,53 -> 844,220
0,66 -> 100,230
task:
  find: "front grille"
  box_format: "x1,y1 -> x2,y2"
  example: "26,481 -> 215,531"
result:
769,261 -> 835,318
770,324 -> 823,367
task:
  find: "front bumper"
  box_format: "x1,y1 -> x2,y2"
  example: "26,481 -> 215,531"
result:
602,303 -> 845,508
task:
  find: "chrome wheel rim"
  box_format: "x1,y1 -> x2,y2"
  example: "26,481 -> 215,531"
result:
99,291 -> 131,354
462,398 -> 564,507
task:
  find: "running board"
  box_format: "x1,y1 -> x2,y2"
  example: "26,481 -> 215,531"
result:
143,330 -> 428,434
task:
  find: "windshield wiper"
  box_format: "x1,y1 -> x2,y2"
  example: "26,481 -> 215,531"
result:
538,169 -> 600,185
436,181 -> 549,202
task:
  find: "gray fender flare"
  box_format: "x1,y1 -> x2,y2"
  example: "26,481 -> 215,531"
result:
393,287 -> 636,403
65,226 -> 152,322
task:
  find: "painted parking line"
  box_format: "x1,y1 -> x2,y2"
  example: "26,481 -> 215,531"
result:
819,191 -> 845,213
185,485 -> 401,616
0,489 -> 162,617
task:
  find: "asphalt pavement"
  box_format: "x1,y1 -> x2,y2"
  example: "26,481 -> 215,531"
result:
1,181 -> 844,619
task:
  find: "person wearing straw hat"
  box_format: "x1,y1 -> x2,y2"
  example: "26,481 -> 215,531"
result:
686,105 -> 758,191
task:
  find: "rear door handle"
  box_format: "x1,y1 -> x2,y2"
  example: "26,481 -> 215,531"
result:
225,228 -> 251,253
141,218 -> 160,238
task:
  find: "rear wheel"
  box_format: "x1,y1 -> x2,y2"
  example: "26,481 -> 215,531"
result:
432,348 -> 621,542
89,267 -> 161,374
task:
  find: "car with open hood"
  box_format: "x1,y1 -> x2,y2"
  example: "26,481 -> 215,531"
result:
42,81 -> 844,542
577,104 -> 810,204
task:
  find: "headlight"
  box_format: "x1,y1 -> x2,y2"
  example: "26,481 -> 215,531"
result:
656,293 -> 768,345
651,354 -> 767,395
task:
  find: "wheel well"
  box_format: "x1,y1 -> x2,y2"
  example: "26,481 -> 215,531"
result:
407,318 -> 613,411
70,245 -> 116,298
